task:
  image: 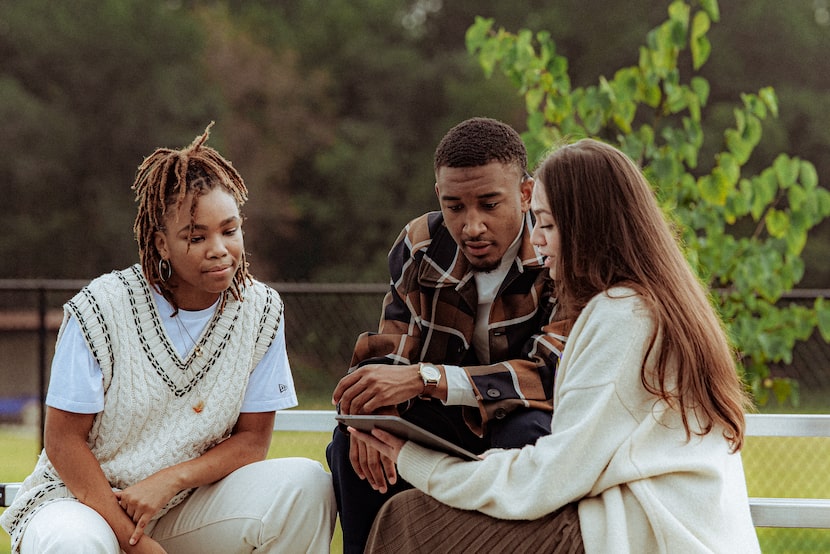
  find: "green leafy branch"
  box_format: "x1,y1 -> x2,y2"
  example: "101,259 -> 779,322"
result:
466,0 -> 830,405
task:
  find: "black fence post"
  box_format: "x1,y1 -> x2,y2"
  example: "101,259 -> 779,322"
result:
37,285 -> 46,453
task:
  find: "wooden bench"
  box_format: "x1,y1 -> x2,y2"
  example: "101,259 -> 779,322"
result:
3,411 -> 830,529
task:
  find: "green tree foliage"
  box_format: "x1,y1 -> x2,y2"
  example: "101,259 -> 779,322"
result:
2,0 -> 830,295
466,0 -> 830,404
222,0 -> 550,281
0,0 -> 220,278
703,1 -> 830,288
219,0 -> 644,282
191,4 -> 335,278
0,0 -> 336,280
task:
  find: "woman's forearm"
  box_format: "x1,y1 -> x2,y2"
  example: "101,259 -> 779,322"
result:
45,408 -> 144,550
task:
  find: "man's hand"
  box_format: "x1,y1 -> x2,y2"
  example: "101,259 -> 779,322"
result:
348,433 -> 398,493
332,363 -> 423,415
348,426 -> 407,467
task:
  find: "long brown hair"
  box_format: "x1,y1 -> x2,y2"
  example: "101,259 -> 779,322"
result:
132,122 -> 251,314
535,138 -> 752,451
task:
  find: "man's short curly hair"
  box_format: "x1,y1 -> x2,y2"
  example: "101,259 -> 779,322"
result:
433,117 -> 528,175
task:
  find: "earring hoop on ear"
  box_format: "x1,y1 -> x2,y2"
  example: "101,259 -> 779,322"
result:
158,258 -> 172,282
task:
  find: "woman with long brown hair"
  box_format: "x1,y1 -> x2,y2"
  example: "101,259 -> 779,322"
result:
349,138 -> 760,553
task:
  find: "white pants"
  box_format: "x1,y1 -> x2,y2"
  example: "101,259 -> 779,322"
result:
20,458 -> 336,554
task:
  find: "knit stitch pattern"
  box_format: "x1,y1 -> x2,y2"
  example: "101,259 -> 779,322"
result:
0,265 -> 283,552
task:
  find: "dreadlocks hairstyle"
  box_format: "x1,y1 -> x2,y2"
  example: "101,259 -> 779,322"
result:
132,122 -> 250,314
434,117 -> 528,176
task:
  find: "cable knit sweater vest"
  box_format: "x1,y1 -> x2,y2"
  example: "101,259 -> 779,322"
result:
0,265 -> 283,552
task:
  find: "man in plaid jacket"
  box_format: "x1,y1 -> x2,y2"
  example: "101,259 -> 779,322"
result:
328,117 -> 570,554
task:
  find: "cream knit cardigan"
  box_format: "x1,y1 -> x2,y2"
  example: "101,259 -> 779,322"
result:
396,287 -> 761,554
0,265 -> 283,552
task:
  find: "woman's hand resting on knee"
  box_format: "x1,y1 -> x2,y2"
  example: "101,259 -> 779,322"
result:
115,468 -> 181,548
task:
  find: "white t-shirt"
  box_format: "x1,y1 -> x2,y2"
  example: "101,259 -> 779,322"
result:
46,289 -> 297,414
445,233 -> 523,407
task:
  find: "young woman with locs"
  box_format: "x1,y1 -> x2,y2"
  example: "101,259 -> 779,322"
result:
0,124 -> 335,554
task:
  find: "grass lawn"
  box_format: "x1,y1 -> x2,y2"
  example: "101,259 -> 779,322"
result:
2,428 -> 829,553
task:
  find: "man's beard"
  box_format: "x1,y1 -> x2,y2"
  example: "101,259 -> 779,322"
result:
469,259 -> 500,273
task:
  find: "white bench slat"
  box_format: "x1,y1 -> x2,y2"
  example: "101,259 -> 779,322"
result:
1,482 -> 20,508
750,497 -> 830,528
5,411 -> 830,529
745,413 -> 830,437
271,411 -> 830,436
0,413 -> 342,508
274,409 -> 337,432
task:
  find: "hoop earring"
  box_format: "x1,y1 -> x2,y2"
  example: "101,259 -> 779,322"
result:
158,258 -> 172,282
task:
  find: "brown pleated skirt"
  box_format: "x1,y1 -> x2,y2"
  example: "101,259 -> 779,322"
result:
364,489 -> 584,554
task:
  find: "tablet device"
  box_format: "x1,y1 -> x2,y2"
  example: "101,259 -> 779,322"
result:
336,414 -> 480,461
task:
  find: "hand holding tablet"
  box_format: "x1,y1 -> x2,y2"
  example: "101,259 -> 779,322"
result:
336,414 -> 481,461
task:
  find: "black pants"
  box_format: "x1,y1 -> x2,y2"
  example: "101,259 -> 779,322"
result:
325,401 -> 551,554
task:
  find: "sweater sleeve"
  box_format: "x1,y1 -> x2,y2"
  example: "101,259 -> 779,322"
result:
397,291 -> 656,520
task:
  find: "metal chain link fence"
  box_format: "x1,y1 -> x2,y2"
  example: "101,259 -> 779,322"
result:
277,283 -> 388,404
4,281 -> 828,411
1,281 -> 830,550
0,281 -> 390,415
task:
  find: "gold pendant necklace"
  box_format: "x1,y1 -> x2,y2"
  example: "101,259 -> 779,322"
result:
173,315 -> 207,413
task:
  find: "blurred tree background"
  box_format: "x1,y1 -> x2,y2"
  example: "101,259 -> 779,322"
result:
1,0 -> 828,286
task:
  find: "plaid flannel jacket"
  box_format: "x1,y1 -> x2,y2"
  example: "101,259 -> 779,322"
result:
350,211 -> 569,434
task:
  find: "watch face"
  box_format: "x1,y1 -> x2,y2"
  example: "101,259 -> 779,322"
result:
421,365 -> 441,380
